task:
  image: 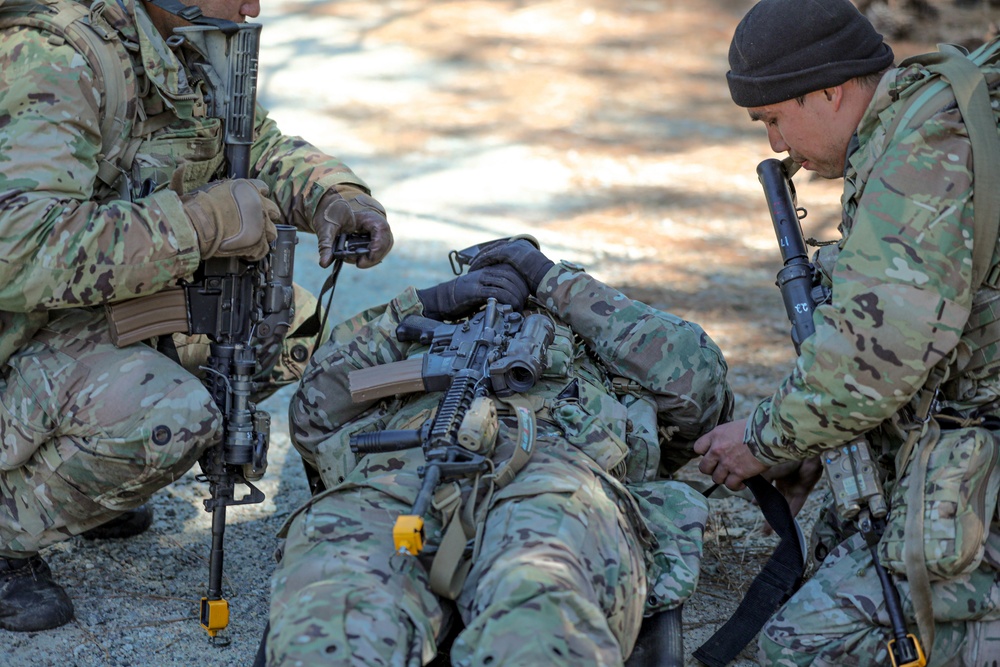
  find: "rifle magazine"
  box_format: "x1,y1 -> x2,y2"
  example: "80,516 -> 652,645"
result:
349,357 -> 426,403
105,286 -> 190,347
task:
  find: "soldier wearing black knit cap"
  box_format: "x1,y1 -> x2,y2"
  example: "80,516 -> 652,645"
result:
695,0 -> 1000,664
725,0 -> 896,178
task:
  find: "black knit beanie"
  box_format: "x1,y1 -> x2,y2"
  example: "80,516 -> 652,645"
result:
727,0 -> 895,108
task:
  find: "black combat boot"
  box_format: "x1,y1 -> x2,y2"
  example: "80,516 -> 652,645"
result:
81,504 -> 154,540
0,555 -> 75,631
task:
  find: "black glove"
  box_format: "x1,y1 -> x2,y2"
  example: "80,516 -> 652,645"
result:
467,238 -> 555,293
417,264 -> 530,321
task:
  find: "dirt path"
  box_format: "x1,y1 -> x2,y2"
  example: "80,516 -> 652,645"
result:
3,1 -> 995,665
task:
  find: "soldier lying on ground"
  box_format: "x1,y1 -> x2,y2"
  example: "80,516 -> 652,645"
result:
265,239 -> 733,666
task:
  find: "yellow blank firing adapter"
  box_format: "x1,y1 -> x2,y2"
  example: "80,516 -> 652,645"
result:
394,514 -> 425,555
200,597 -> 229,638
888,634 -> 927,667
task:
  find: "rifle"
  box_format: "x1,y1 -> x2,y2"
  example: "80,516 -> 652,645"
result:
348,297 -> 555,557
759,158 -> 926,667
171,21 -> 269,643
104,19 -> 367,642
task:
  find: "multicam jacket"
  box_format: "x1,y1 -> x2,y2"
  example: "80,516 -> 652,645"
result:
0,0 -> 368,365
747,40 -> 1000,464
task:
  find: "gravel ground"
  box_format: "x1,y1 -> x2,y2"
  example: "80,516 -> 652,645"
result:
3,0 -> 990,665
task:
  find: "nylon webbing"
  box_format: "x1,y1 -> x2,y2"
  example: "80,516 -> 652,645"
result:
428,483 -> 471,599
0,0 -> 133,192
492,395 -> 536,489
901,44 -> 1000,290
693,476 -> 804,667
428,395 -> 536,600
890,41 -> 1000,656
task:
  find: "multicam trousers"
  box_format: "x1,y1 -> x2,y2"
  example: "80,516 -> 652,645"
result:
759,530 -> 1000,666
0,285 -> 318,557
267,439 -> 648,667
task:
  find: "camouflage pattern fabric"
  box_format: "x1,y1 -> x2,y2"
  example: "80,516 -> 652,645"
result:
0,0 -> 353,557
746,47 -> 1000,462
0,308 -> 216,556
0,0 -> 372,367
270,262 -> 731,665
0,286 -> 317,558
741,41 -> 1000,664
759,531 -> 1000,666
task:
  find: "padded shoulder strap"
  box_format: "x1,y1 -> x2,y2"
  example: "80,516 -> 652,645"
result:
0,0 -> 136,194
897,39 -> 1000,290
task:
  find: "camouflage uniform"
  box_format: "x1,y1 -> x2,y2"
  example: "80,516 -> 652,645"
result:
268,262 -> 733,666
745,43 -> 1000,664
0,0 -> 373,557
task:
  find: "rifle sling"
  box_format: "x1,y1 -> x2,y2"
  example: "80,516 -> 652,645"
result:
692,476 -> 804,667
428,482 -> 474,600
492,395 -> 537,489
428,394 -> 537,600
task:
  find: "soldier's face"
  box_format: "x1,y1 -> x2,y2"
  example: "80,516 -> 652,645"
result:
188,0 -> 261,22
747,89 -> 853,180
143,0 -> 261,38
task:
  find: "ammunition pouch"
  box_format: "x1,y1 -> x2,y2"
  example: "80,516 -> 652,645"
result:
549,376 -> 629,479
540,320 -> 574,378
953,285 -> 1000,384
879,418 -> 1000,580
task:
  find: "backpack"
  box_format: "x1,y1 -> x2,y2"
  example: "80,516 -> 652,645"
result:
873,36 -> 1000,659
0,0 -> 138,199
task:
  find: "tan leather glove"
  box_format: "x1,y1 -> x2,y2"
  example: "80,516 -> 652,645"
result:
314,185 -> 393,268
182,179 -> 280,261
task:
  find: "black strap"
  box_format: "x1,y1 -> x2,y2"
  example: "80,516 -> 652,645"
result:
252,621 -> 268,667
692,476 -> 804,667
305,257 -> 346,356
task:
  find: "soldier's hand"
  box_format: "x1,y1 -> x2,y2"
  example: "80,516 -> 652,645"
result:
762,455 -> 823,521
314,186 -> 393,269
693,418 -> 769,491
182,179 -> 280,261
468,238 -> 554,293
417,265 -> 530,321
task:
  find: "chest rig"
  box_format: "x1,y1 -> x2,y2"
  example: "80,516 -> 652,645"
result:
0,0 -> 229,203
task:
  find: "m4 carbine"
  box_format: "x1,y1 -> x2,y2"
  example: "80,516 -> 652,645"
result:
106,15 -> 369,641
348,297 -> 555,557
